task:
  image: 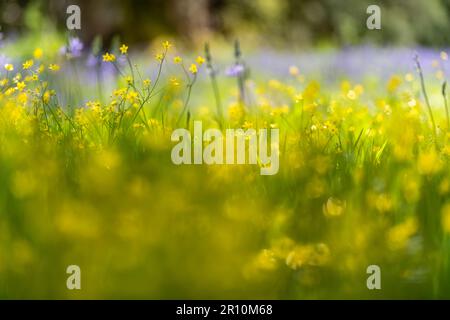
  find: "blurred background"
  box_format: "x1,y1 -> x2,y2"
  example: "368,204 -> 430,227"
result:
1,0 -> 450,48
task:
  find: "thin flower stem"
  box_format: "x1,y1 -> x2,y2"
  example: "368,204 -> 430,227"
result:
415,54 -> 438,147
205,43 -> 224,129
443,81 -> 449,131
176,75 -> 197,127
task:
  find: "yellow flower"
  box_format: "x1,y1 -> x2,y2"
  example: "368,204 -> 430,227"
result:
102,53 -> 116,62
173,56 -> 182,64
367,192 -> 393,213
5,87 -> 15,96
33,48 -> 43,59
407,99 -> 416,107
143,79 -> 151,87
242,120 -> 253,129
113,88 -> 126,97
323,197 -> 346,217
354,84 -> 364,95
170,77 -> 180,87
196,56 -> 205,66
189,63 -> 198,74
43,91 -> 51,103
439,178 -> 450,195
294,93 -> 303,103
22,60 -> 34,70
405,73 -> 414,82
120,44 -> 128,55
387,75 -> 402,92
347,90 -> 356,100
17,92 -> 28,105
289,65 -> 299,76
155,53 -> 164,62
126,91 -> 139,103
162,41 -> 171,50
253,249 -> 277,271
286,243 -> 330,270
4,64 -> 14,72
418,149 -> 442,175
440,51 -> 448,61
16,81 -> 26,91
48,64 -> 60,72
86,100 -> 101,109
387,218 -> 418,250
125,76 -> 133,85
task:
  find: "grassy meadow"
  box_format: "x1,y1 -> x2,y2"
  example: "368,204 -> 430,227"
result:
1,34 -> 450,299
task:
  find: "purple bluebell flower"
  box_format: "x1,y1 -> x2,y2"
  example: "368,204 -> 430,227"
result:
225,64 -> 245,77
86,54 -> 100,68
69,38 -> 84,56
60,37 -> 84,58
0,54 -> 9,68
117,54 -> 127,65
